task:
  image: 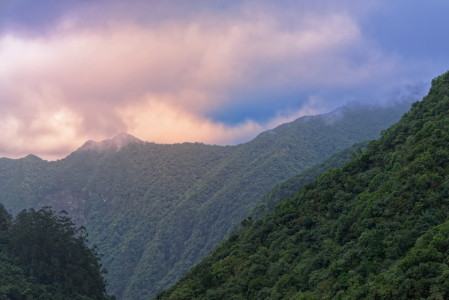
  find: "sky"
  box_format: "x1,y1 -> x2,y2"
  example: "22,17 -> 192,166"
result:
0,0 -> 448,160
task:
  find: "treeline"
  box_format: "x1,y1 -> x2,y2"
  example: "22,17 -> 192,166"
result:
0,204 -> 114,300
154,72 -> 449,299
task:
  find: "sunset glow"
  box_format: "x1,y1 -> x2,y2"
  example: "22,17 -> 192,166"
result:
0,0 -> 448,159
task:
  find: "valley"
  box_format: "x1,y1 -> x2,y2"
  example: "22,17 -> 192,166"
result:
0,100 -> 412,299
155,71 -> 449,300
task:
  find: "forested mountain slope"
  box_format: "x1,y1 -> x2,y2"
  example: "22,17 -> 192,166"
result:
230,141 -> 370,235
0,100 -> 413,299
155,71 -> 449,300
0,204 -> 113,300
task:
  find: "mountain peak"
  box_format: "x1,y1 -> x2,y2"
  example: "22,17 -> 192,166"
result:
111,132 -> 141,143
78,132 -> 142,152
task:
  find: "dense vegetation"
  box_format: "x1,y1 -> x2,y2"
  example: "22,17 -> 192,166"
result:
0,101 -> 413,299
0,204 -> 113,300
154,71 -> 449,300
230,141 -> 370,235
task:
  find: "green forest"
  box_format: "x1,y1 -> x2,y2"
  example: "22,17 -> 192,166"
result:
0,204 -> 113,300
230,141 -> 370,235
154,72 -> 449,299
0,101 -> 412,299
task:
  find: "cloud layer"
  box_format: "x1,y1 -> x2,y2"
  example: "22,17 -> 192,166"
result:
0,1 -> 437,159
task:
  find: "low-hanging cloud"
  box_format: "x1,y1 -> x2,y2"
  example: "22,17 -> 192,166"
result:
0,1 -> 401,160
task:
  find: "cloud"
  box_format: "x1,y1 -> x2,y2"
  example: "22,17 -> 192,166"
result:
0,1 -> 402,159
121,94 -> 325,146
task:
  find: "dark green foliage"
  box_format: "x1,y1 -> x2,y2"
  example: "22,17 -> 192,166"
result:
154,71 -> 449,300
0,101 -> 412,299
230,141 -> 370,235
241,217 -> 254,229
0,204 -> 113,300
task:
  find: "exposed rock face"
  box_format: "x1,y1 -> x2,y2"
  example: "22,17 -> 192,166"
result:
38,189 -> 86,228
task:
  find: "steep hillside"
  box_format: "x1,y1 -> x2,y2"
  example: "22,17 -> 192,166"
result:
230,141 -> 370,235
0,100 -> 413,299
154,71 -> 449,300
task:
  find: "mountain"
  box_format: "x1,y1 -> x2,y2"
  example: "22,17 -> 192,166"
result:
229,140 -> 370,235
154,71 -> 449,300
0,100 -> 414,299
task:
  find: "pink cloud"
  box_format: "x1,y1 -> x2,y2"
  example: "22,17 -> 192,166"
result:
0,3 -> 398,159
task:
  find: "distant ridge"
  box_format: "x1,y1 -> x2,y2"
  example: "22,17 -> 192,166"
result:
0,98 -> 416,299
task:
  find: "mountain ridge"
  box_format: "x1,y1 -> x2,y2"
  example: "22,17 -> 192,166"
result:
0,99 -> 416,299
153,71 -> 449,300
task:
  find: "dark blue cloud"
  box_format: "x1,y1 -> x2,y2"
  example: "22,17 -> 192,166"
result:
359,0 -> 449,87
209,89 -> 310,125
0,0 -> 244,35
0,0 -> 78,34
1,0 -> 447,127
210,81 -> 428,126
363,1 -> 449,60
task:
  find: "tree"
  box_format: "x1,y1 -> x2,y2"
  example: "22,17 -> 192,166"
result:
0,204 -> 115,300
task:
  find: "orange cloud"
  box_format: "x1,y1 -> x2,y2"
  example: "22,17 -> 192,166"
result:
121,95 -> 325,145
0,6 -> 397,160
